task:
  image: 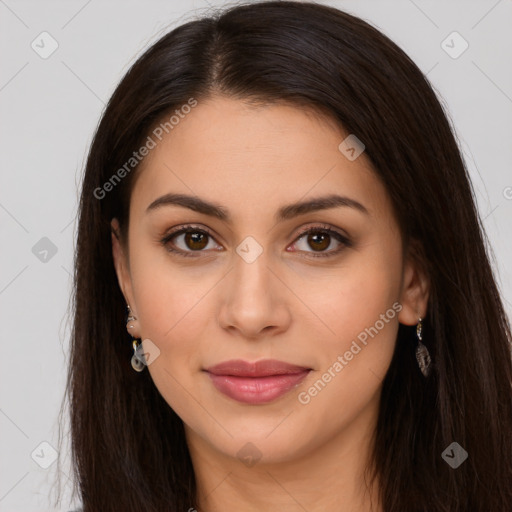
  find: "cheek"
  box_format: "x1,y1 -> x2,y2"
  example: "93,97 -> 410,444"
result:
293,269 -> 400,446
127,251 -> 219,420
299,237 -> 402,394
302,242 -> 402,345
128,238 -> 217,339
312,275 -> 399,384
129,254 -> 215,424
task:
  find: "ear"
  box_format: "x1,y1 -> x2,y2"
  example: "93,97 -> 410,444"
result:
111,218 -> 136,314
397,239 -> 430,326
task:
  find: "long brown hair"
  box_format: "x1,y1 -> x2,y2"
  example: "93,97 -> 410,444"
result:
57,1 -> 512,510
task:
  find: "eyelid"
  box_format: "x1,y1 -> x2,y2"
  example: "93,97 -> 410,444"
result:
292,223 -> 350,243
162,223 -> 216,240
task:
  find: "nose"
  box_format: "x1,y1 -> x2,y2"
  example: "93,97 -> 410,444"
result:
217,249 -> 292,340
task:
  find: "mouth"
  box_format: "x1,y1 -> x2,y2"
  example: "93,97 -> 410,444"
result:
203,359 -> 312,404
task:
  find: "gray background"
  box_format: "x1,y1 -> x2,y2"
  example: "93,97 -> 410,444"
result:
1,0 -> 511,510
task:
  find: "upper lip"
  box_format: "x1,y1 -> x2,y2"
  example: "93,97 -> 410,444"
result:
204,359 -> 311,377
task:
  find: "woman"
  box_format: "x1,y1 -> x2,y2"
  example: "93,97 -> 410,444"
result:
59,1 -> 512,510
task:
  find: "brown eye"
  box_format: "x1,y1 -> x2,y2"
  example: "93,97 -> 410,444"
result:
290,225 -> 352,258
160,226 -> 222,257
183,231 -> 208,250
306,231 -> 331,251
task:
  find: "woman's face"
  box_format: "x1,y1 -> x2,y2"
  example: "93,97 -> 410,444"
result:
112,95 -> 428,466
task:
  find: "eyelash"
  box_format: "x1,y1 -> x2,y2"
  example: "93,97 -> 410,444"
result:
160,223 -> 352,259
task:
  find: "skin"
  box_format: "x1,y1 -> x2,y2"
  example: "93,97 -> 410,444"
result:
112,95 -> 430,512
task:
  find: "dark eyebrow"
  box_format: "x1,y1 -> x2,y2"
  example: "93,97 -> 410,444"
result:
277,194 -> 369,220
146,193 -> 369,222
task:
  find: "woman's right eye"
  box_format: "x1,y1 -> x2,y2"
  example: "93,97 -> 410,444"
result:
160,226 -> 223,257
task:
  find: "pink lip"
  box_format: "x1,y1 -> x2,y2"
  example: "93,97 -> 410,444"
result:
204,359 -> 312,404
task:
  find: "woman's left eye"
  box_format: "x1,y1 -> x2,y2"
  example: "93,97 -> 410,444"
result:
288,225 -> 351,258
160,224 -> 351,259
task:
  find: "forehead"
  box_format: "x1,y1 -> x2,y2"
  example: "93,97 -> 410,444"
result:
130,96 -> 390,222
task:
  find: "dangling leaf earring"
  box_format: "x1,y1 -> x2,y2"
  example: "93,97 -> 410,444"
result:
415,317 -> 432,377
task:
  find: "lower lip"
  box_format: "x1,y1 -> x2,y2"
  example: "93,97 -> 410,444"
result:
206,370 -> 310,404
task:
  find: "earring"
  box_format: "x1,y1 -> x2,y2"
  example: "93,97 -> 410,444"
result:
126,304 -> 136,328
126,304 -> 146,373
131,339 -> 146,372
415,317 -> 431,377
